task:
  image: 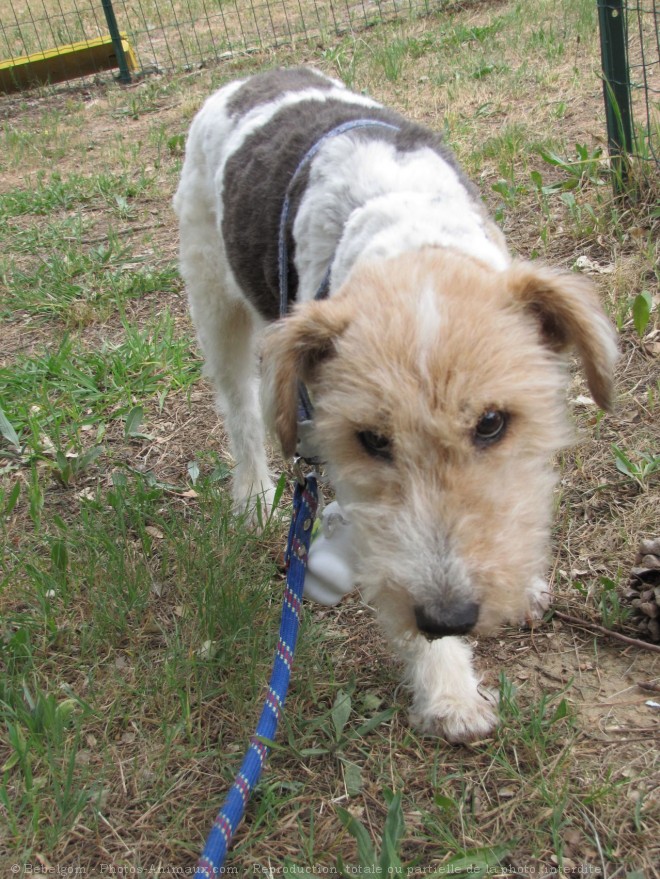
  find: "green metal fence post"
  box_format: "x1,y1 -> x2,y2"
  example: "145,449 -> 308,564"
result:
100,0 -> 132,83
597,0 -> 634,188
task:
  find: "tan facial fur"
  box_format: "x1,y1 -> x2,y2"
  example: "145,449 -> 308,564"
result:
262,249 -> 617,641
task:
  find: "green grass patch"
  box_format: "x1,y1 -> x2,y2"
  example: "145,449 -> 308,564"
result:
0,312 -> 199,457
0,469 -> 290,858
0,170 -> 155,218
2,242 -> 180,321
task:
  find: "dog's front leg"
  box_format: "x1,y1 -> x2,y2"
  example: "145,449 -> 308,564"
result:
399,634 -> 499,744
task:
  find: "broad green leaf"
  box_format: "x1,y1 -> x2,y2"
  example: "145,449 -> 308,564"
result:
530,170 -> 544,191
187,460 -> 200,485
336,806 -> 377,867
51,539 -> 68,574
355,707 -> 396,736
537,147 -> 571,171
439,843 -> 510,873
4,481 -> 20,515
379,790 -> 404,870
434,793 -> 457,811
551,698 -> 568,723
341,759 -> 363,796
632,290 -> 652,338
612,444 -> 635,478
0,403 -> 20,449
124,405 -> 144,438
332,689 -> 351,740
271,471 -> 287,514
79,445 -> 103,469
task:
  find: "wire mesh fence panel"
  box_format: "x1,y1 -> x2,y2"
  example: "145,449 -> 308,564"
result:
1,0 -> 106,57
1,0 -> 657,176
626,0 -> 659,165
597,0 -> 659,175
0,0 -> 440,87
105,0 -> 439,72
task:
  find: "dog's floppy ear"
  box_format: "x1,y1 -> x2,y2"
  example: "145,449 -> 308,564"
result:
260,298 -> 352,458
508,262 -> 618,411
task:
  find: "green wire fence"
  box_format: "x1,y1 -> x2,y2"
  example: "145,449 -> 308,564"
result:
1,1 -> 658,179
597,0 -> 659,183
0,0 -> 440,84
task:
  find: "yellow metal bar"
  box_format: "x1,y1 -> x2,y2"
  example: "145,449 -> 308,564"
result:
0,33 -> 138,93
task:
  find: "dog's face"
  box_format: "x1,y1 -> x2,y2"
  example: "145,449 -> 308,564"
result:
262,250 -> 617,639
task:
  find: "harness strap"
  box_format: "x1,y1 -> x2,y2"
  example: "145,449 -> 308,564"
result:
277,117 -> 400,460
277,117 -> 400,319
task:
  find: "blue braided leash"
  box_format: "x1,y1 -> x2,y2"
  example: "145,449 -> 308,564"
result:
195,473 -> 319,877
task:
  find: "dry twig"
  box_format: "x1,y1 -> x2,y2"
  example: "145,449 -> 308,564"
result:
553,610 -> 660,654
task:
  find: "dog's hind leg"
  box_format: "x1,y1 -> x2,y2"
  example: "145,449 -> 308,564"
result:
199,296 -> 275,522
177,185 -> 275,522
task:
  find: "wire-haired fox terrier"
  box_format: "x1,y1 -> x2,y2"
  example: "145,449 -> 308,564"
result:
174,67 -> 617,743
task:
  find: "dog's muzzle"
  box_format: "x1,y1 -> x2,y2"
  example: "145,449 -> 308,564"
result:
414,601 -> 480,639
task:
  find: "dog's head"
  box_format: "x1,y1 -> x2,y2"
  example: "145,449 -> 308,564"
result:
261,249 -> 617,638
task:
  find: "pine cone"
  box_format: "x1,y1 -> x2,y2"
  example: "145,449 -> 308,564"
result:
624,538 -> 660,642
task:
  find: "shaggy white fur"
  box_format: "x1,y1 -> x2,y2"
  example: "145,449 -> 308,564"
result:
294,137 -> 509,298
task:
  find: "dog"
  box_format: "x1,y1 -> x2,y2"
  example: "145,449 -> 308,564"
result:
174,67 -> 617,743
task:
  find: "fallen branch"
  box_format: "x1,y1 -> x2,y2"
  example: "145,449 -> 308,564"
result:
638,681 -> 660,694
553,610 -> 660,654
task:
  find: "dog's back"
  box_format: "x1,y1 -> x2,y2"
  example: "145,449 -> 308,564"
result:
175,66 -> 500,321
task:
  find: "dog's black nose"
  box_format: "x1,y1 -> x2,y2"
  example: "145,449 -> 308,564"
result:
414,601 -> 480,639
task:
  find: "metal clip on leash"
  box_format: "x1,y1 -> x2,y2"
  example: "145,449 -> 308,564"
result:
195,468 -> 319,877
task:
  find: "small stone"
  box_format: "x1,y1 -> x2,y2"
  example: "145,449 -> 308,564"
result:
640,554 -> 660,569
640,601 -> 658,619
639,537 -> 660,556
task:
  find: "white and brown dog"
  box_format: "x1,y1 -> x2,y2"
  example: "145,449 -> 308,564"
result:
174,67 -> 617,743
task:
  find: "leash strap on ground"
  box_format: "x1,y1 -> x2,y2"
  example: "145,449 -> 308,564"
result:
195,474 -> 319,878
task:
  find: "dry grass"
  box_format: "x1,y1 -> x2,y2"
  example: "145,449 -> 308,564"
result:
0,0 -> 658,875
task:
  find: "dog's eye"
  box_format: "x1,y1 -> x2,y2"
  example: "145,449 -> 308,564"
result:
474,409 -> 508,446
357,430 -> 393,461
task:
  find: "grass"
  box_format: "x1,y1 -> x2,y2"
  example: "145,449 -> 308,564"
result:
0,0 -> 659,875
0,312 -> 198,465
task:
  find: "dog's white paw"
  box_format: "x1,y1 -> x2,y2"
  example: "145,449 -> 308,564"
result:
410,688 -> 499,744
524,576 -> 552,625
